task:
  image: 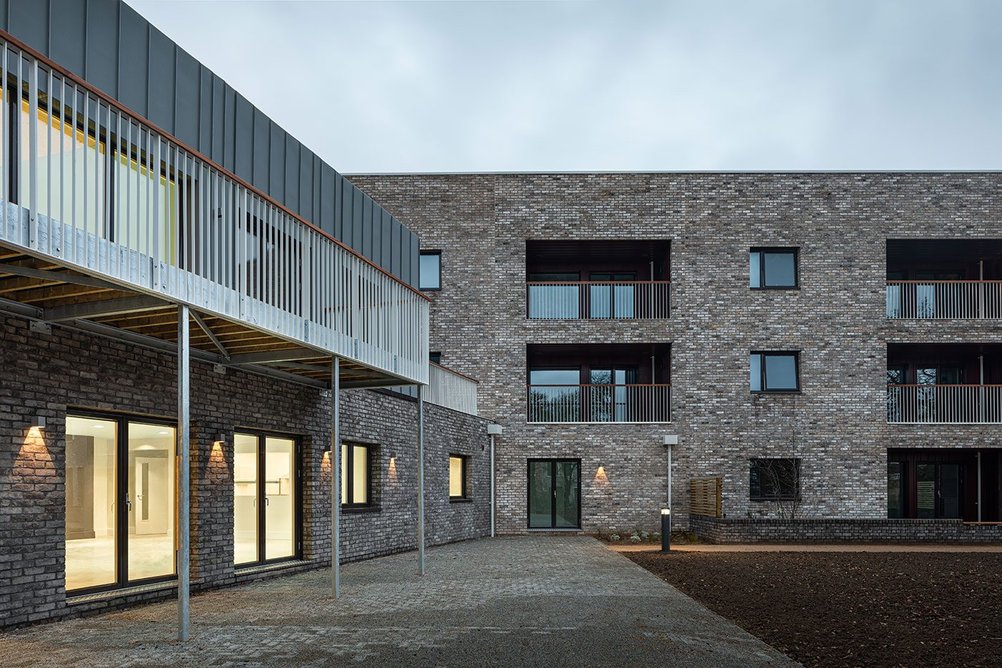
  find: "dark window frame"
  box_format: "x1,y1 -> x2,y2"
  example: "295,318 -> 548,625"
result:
750,351 -> 801,393
65,408 -> 178,596
233,428 -> 304,568
419,250 -> 442,291
341,441 -> 375,510
448,454 -> 470,501
750,247 -> 799,290
749,457 -> 801,501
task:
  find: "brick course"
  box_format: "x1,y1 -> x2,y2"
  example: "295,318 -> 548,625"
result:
0,312 -> 488,627
350,172 -> 1002,534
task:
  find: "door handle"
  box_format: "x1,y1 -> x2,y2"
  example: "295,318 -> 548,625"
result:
125,498 -> 132,511
265,497 -> 270,507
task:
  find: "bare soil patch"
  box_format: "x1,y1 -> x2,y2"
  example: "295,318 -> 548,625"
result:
627,551 -> 1002,667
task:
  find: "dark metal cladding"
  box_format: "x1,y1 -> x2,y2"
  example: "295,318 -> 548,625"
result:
0,0 -> 420,285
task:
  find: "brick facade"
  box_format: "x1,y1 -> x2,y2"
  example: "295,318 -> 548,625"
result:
0,312 -> 489,627
350,172 -> 1002,535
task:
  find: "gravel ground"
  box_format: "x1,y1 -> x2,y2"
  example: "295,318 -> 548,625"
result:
628,551 -> 1002,667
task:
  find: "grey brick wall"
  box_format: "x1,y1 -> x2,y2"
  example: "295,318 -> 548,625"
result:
0,312 -> 488,627
689,515 -> 1002,544
350,172 -> 1002,534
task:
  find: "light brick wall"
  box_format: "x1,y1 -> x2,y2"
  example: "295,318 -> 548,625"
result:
0,313 -> 488,627
350,172 -> 1002,534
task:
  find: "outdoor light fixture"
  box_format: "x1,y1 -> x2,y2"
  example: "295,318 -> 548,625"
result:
32,416 -> 46,430
662,435 -> 678,446
212,433 -> 225,447
661,507 -> 671,552
486,424 -> 503,436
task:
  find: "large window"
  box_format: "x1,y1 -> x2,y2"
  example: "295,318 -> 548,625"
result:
419,251 -> 441,290
749,458 -> 801,501
65,413 -> 176,593
234,432 -> 299,566
750,248 -> 798,289
449,455 -> 469,500
341,443 -> 372,507
528,368 -> 581,422
750,351 -> 800,392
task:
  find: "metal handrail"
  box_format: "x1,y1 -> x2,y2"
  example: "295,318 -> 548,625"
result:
886,280 -> 1002,320
526,280 -> 671,319
886,384 -> 1002,424
527,383 -> 671,423
0,35 -> 429,384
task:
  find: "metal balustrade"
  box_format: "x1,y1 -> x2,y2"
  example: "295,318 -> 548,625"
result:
886,281 -> 1002,320
526,281 -> 671,319
391,363 -> 478,416
526,384 -> 671,423
887,384 -> 1002,424
0,38 -> 428,384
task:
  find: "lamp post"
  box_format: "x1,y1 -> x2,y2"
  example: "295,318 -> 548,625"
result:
486,423 -> 503,538
662,435 -> 678,553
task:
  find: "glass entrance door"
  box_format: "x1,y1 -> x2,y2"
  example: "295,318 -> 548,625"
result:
234,432 -> 299,566
527,459 -> 581,529
65,414 -> 176,594
916,462 -> 963,519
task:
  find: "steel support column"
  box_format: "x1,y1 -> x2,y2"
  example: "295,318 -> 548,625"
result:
177,305 -> 191,641
417,384 -> 426,575
332,357 -> 341,597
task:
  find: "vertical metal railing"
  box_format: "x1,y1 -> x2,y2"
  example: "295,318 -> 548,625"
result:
886,280 -> 1002,319
0,38 -> 428,383
526,384 -> 671,423
886,384 -> 1002,423
526,280 -> 671,319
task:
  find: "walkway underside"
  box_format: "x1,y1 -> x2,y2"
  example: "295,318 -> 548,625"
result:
0,537 -> 792,667
0,244 -> 398,388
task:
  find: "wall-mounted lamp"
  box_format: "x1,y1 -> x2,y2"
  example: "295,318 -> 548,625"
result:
486,424 -> 503,436
32,416 -> 46,430
662,435 -> 678,446
212,433 -> 226,448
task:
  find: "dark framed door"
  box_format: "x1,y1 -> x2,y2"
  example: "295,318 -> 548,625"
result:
527,459 -> 581,529
234,431 -> 302,566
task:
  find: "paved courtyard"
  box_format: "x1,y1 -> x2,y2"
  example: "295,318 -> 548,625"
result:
0,536 -> 792,667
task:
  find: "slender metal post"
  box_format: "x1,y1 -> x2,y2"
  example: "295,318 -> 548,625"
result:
417,385 -> 426,575
177,305 -> 191,641
489,434 -> 496,537
332,357 -> 341,597
977,450 -> 982,523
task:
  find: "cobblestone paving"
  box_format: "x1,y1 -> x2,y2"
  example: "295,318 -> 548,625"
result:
0,537 -> 793,667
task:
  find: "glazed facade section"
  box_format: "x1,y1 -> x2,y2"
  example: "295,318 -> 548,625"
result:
351,171 -> 1002,533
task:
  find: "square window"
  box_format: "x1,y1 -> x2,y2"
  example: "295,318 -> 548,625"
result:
750,352 -> 800,392
449,455 -> 469,499
750,248 -> 798,289
341,443 -> 372,507
420,251 -> 441,290
750,458 -> 801,501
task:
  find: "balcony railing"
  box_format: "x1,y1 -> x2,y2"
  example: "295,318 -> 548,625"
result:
526,281 -> 670,320
391,363 -> 479,416
887,384 -> 1002,423
0,36 -> 428,384
886,281 -> 1002,320
526,384 -> 671,423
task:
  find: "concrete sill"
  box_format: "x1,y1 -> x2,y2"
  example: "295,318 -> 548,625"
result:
235,559 -> 312,577
67,580 -> 176,606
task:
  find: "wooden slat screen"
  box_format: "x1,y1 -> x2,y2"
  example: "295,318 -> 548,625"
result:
690,477 -> 722,517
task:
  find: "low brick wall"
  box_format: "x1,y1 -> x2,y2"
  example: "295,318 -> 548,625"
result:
689,515 -> 1002,544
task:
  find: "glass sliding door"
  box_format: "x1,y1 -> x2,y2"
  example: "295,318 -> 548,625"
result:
65,413 -> 176,594
65,416 -> 118,592
233,434 -> 259,565
127,422 -> 177,581
265,437 -> 296,560
234,432 -> 299,566
527,459 -> 581,529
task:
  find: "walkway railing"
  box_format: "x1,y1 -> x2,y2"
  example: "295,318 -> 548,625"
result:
0,36 -> 428,384
887,384 -> 1002,423
886,280 -> 1002,320
527,384 -> 671,423
526,281 -> 671,319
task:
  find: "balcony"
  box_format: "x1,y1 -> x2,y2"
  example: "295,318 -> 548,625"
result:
0,37 -> 427,387
887,344 -> 1002,424
886,240 -> 1002,320
526,343 -> 671,423
526,240 -> 670,320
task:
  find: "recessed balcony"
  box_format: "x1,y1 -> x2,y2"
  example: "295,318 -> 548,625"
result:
526,343 -> 671,423
887,343 -> 1002,423
886,240 -> 1002,320
525,240 -> 670,320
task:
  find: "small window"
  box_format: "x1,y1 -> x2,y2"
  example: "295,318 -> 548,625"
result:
430,351 -> 442,365
750,458 -> 801,501
750,352 -> 800,392
341,443 -> 372,507
419,251 -> 441,290
449,455 -> 468,500
750,248 -> 798,289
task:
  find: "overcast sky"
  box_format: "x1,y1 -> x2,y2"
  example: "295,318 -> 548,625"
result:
123,0 -> 1002,173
